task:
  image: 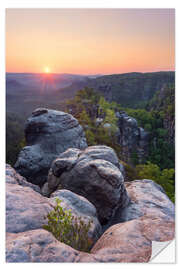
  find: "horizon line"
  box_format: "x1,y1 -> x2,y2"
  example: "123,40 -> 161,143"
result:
6,70 -> 175,76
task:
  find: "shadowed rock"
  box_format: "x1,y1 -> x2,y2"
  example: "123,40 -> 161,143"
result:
47,145 -> 130,224
14,108 -> 87,186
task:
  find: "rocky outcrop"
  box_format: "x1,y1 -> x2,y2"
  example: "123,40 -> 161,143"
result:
47,145 -> 130,224
14,108 -> 87,186
104,180 -> 175,241
6,221 -> 152,263
6,164 -> 175,263
116,111 -> 149,163
6,165 -> 100,245
50,189 -> 102,242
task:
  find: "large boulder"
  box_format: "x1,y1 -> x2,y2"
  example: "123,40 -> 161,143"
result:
14,108 -> 87,186
90,219 -> 152,263
104,180 -> 175,241
50,189 -> 102,243
47,145 -> 130,224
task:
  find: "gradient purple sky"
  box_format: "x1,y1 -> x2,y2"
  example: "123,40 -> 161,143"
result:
6,8 -> 175,74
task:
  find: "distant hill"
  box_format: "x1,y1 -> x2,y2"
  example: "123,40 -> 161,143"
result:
84,71 -> 175,107
6,71 -> 175,118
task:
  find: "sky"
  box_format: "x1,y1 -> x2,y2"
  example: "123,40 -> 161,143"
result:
6,9 -> 175,75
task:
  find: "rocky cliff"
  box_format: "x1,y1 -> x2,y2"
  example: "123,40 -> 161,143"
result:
116,111 -> 149,164
86,71 -> 175,107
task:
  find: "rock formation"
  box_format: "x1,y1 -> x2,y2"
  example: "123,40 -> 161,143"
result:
14,108 -> 87,186
47,145 -> 130,224
116,111 -> 149,163
6,162 -> 175,263
6,165 -> 101,242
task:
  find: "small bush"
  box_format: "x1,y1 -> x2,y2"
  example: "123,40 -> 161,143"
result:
43,198 -> 93,252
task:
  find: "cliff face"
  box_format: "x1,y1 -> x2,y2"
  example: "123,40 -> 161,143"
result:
86,72 -> 175,107
116,111 -> 149,164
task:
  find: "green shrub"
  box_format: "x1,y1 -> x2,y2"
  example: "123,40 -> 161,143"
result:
43,198 -> 93,252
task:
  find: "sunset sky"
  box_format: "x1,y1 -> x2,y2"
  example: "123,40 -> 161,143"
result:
6,9 -> 175,75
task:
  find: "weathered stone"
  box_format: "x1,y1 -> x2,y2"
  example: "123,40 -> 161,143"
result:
6,164 -> 41,193
6,229 -> 81,262
14,108 -> 87,186
6,183 -> 53,233
105,180 -> 175,241
48,146 -> 130,224
50,189 -> 102,243
116,111 -> 149,163
90,219 -> 152,263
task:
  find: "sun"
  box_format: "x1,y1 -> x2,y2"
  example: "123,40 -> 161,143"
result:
44,67 -> 50,73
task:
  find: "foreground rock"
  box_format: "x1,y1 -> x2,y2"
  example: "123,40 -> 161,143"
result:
106,180 -> 175,241
14,108 -> 87,186
50,189 -> 102,242
6,166 -> 100,245
6,167 -> 175,263
6,164 -> 41,193
48,146 -> 130,224
6,220 -> 152,263
6,183 -> 53,233
6,229 -> 81,262
90,219 -> 152,263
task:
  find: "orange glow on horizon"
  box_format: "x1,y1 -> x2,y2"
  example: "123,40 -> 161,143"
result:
6,9 -> 175,74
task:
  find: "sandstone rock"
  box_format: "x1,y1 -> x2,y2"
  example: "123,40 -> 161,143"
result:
48,145 -> 130,224
116,111 -> 149,163
106,180 -> 175,241
6,164 -> 41,193
6,221 -> 152,263
6,229 -> 81,262
14,108 -> 87,186
6,183 -> 53,233
90,219 -> 152,263
50,189 -> 102,242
